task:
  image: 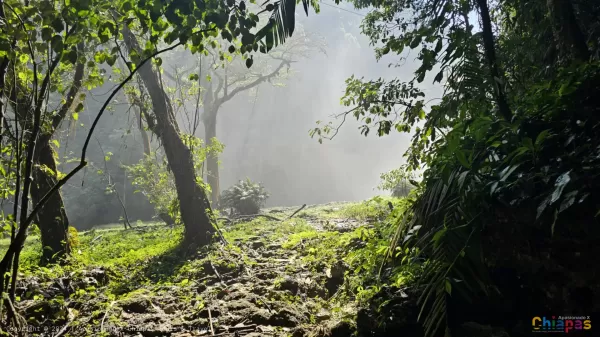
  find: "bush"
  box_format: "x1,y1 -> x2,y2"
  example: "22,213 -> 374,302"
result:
68,226 -> 80,247
220,179 -> 270,215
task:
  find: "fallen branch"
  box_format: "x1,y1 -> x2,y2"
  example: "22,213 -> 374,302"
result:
54,313 -> 74,337
219,214 -> 281,223
286,204 -> 306,220
209,261 -> 227,288
218,203 -> 307,225
100,301 -> 115,333
91,235 -> 103,243
237,214 -> 282,221
208,307 -> 215,335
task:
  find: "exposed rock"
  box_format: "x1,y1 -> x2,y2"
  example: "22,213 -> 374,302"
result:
84,268 -> 109,286
315,309 -> 331,322
251,241 -> 265,249
225,299 -> 255,312
268,308 -> 303,327
120,297 -> 152,314
325,261 -> 347,297
197,307 -> 221,318
163,304 -> 177,315
328,321 -> 354,337
277,276 -> 300,294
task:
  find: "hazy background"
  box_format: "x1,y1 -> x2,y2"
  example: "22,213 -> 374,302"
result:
56,2 -> 443,228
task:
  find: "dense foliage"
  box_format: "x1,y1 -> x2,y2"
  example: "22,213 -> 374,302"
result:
219,178 -> 270,215
311,0 -> 600,335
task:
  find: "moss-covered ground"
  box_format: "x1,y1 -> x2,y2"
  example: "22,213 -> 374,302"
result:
1,197 -> 416,337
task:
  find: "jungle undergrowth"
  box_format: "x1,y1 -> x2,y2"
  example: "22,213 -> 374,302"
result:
1,197 -> 420,336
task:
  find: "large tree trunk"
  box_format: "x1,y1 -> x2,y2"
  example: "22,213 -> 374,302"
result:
123,27 -> 214,244
547,0 -> 589,61
204,112 -> 220,207
30,136 -> 70,264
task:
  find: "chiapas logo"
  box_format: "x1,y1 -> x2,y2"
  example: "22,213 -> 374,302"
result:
532,316 -> 592,333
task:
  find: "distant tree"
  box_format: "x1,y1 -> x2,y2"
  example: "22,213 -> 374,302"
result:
377,165 -> 418,198
196,26 -> 325,206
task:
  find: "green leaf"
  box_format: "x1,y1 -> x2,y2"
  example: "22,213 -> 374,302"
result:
445,279 -> 452,295
66,49 -> 78,64
455,151 -> 470,169
535,129 -> 551,148
499,164 -> 520,182
19,53 -> 29,64
432,227 -> 447,246
51,35 -> 63,53
410,36 -> 422,49
550,171 -> 571,204
434,39 -> 443,53
51,17 -> 64,33
41,27 -> 53,41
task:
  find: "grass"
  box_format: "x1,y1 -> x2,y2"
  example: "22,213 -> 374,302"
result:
0,196 -> 420,336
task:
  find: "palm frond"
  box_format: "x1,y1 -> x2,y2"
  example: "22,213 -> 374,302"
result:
387,166 -> 493,337
255,0 -> 312,52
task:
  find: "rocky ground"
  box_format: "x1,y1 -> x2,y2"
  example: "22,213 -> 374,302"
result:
11,202 -> 391,337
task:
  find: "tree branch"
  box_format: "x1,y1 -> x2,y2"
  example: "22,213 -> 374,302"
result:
215,59 -> 290,108
51,44 -> 85,131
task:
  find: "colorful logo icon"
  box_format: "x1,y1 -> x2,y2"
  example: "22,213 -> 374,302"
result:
532,316 -> 592,333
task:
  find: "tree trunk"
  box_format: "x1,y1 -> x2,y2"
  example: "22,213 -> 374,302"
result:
547,0 -> 589,61
123,27 -> 214,245
30,136 -> 71,264
136,108 -> 151,156
476,0 -> 512,121
204,112 -> 220,207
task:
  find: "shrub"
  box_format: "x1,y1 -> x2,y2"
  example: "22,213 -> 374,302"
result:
220,179 -> 270,215
68,226 -> 80,247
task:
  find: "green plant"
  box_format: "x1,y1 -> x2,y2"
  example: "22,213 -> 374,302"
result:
68,226 -> 80,248
124,135 -> 223,225
219,178 -> 270,215
378,165 -> 418,198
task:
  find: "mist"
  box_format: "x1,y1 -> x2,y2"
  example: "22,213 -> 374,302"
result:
208,4 -> 442,206
56,3 -> 443,227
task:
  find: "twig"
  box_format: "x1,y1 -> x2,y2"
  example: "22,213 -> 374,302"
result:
100,301 -> 115,333
286,204 -> 306,220
209,261 -> 227,288
208,308 -> 215,335
54,313 -> 74,337
256,297 -> 273,313
91,235 -> 103,243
